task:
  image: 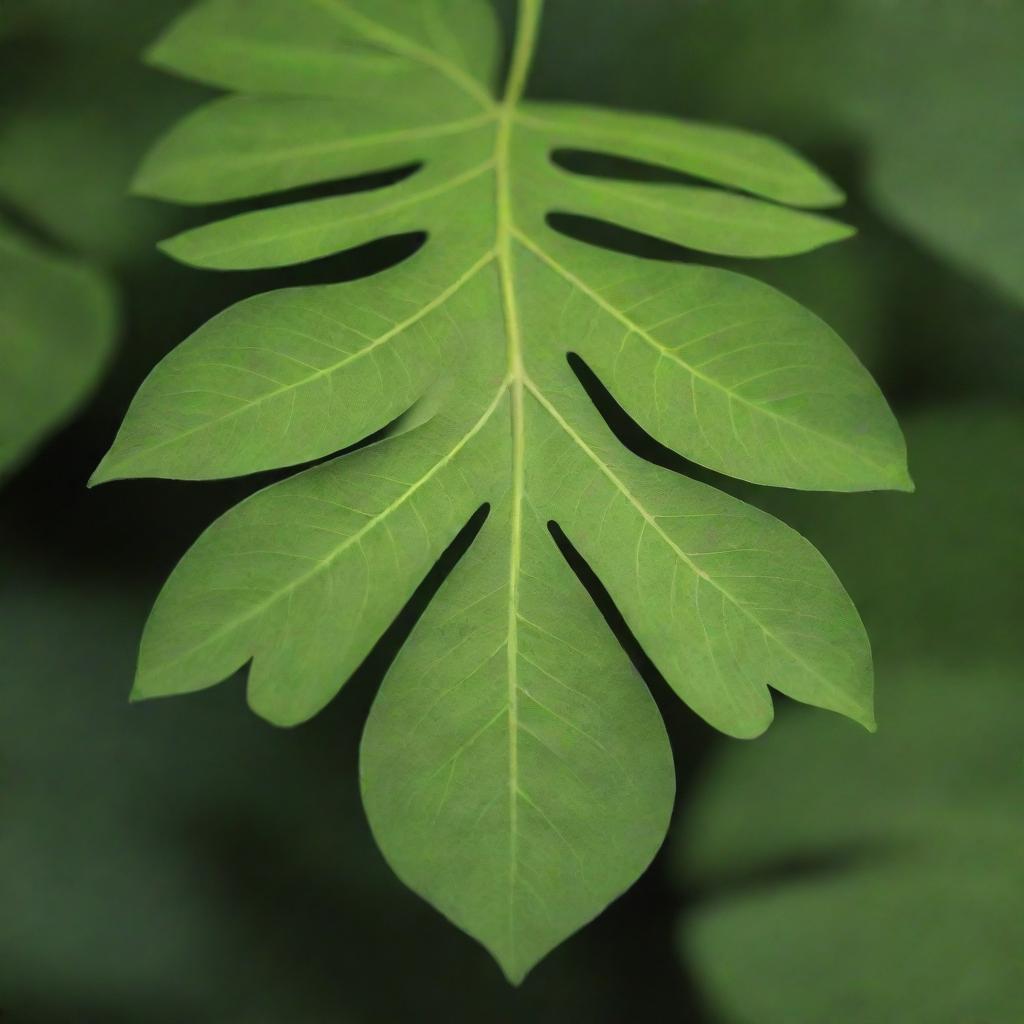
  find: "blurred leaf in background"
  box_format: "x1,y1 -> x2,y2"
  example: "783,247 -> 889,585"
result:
746,407 -> 1024,668
0,221 -> 116,478
0,2 -> 156,479
0,0 -> 199,267
0,0 -> 197,490
0,0 -> 301,572
676,0 -> 1024,308
677,663 -> 1024,1024
0,557 -> 367,1022
674,407 -> 1024,1023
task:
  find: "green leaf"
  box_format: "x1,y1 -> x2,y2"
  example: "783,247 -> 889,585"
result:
362,485 -> 674,983
0,220 -> 117,477
95,0 -> 910,981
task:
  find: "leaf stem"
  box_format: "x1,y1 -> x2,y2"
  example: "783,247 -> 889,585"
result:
503,0 -> 544,108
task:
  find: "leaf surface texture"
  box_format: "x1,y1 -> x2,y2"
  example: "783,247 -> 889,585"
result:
96,0 -> 910,981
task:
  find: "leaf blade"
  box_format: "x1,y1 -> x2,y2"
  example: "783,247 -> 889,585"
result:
158,142 -> 496,270
134,383 -> 508,724
133,93 -> 495,204
101,0 -> 912,982
538,169 -> 854,257
516,101 -> 846,208
147,0 -> 500,107
522,365 -> 875,738
513,228 -> 910,492
362,503 -> 675,982
91,248 -> 496,482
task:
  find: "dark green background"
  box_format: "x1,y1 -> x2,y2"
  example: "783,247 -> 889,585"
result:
2,2 -> 1021,1020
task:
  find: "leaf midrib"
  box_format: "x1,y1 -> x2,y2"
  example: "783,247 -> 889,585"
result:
495,94 -> 527,987
492,0 -> 543,976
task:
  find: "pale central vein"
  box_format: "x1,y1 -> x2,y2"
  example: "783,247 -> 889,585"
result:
495,0 -> 544,970
495,91 -> 526,968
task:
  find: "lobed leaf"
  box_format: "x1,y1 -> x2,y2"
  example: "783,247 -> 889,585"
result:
96,0 -> 910,981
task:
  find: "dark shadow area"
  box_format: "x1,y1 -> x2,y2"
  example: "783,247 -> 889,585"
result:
687,838 -> 915,908
342,502 -> 491,719
0,1000 -> 189,1024
565,351 -> 737,494
548,209 -> 716,266
0,194 -> 69,253
180,230 -> 428,295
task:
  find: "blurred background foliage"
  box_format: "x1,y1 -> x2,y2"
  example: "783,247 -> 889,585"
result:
0,1 -> 1021,1020
678,408 -> 1024,1023
0,220 -> 115,478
